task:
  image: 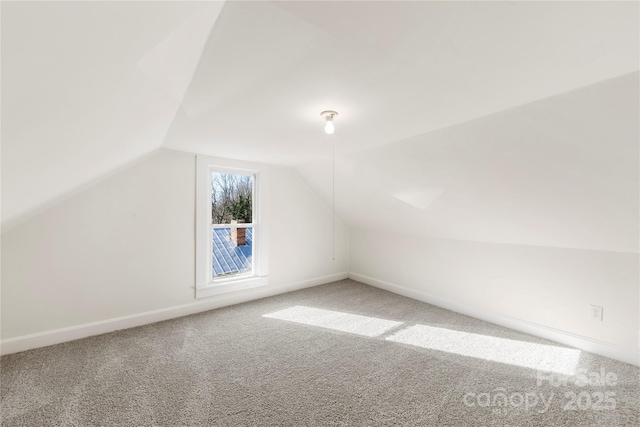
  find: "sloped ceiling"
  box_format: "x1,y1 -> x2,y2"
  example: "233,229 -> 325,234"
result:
2,1 -> 224,228
3,1 -> 639,251
299,73 -> 639,253
164,1 -> 638,162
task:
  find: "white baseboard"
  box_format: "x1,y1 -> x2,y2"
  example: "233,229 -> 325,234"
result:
0,272 -> 348,356
349,272 -> 640,367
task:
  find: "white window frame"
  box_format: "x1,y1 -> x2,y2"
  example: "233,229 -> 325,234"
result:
196,156 -> 268,298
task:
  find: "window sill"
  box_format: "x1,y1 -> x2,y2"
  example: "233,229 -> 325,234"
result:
196,276 -> 269,299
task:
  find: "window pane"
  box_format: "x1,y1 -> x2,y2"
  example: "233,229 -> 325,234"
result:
211,172 -> 253,225
210,171 -> 254,278
212,226 -> 253,277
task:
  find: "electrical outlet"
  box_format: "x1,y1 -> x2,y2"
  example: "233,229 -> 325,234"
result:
590,305 -> 603,321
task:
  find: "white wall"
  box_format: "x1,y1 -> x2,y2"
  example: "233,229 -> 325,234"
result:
1,149 -> 348,343
350,229 -> 638,351
300,73 -> 639,357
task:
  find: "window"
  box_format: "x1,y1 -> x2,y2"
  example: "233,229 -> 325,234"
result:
196,156 -> 268,298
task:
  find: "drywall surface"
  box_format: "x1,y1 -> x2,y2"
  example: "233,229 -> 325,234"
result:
350,228 -> 639,350
1,149 -> 348,340
1,1 -> 222,229
302,73 -> 639,352
300,73 -> 639,254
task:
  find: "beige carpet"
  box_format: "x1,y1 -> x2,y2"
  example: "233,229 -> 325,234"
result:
1,279 -> 638,426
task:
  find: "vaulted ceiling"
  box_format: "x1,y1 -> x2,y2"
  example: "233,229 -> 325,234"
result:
3,1 -> 638,251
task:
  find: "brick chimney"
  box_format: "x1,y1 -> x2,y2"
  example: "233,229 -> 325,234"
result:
231,220 -> 246,246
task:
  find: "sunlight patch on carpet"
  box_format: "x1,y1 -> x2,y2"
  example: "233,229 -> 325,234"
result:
386,324 -> 580,375
263,306 -> 403,337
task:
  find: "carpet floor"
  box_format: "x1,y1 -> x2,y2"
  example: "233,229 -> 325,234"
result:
1,279 -> 639,426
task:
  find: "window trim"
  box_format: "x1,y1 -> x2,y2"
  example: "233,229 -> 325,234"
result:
195,156 -> 268,298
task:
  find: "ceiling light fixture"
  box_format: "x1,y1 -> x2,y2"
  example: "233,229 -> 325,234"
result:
321,110 -> 338,134
319,110 -> 339,261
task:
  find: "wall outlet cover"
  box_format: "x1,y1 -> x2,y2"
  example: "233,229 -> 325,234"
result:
590,304 -> 603,321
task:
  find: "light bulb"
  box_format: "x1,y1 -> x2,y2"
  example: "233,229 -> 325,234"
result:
324,119 -> 334,135
321,110 -> 338,134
